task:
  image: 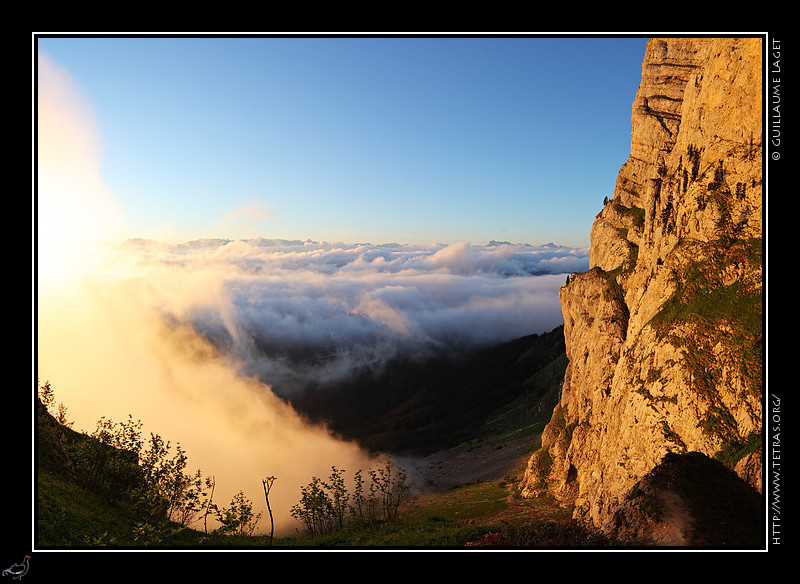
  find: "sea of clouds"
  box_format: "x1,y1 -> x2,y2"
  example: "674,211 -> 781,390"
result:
114,237 -> 589,394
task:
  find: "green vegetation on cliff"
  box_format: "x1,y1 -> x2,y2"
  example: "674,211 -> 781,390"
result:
650,237 -> 762,338
649,236 -> 763,453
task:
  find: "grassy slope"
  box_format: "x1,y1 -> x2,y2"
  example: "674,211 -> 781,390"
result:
290,326 -> 567,456
37,327 -> 599,549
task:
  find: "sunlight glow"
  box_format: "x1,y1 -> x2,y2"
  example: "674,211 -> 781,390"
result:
34,51 -> 379,536
36,51 -> 124,288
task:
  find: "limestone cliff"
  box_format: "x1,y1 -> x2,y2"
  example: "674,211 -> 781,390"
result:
520,37 -> 764,545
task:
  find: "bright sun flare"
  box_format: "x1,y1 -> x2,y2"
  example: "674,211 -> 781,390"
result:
37,51 -> 125,288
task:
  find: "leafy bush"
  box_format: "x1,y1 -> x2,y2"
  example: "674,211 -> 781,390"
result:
291,459 -> 412,536
37,381 -> 215,537
211,490 -> 261,536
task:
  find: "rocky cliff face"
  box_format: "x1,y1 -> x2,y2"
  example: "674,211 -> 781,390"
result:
520,37 -> 764,545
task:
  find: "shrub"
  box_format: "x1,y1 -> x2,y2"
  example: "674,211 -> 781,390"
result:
212,490 -> 261,536
291,459 -> 412,536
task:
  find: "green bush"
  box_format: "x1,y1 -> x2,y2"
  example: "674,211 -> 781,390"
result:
211,490 -> 261,536
290,459 -> 412,536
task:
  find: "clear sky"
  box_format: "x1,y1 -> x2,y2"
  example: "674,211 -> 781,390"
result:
35,34 -> 648,248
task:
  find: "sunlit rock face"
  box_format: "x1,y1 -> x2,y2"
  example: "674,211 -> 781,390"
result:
520,37 -> 763,542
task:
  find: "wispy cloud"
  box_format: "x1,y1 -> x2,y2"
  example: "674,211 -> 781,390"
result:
217,201 -> 275,237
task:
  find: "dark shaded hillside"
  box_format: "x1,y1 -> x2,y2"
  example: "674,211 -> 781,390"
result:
290,326 -> 566,456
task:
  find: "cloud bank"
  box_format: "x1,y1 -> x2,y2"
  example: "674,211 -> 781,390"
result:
115,237 -> 587,393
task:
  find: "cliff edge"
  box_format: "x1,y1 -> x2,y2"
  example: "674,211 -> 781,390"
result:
519,37 -> 764,546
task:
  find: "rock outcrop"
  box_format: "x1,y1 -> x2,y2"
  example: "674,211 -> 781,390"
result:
520,37 -> 764,545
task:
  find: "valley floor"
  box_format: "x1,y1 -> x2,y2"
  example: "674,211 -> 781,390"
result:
405,425 -> 536,493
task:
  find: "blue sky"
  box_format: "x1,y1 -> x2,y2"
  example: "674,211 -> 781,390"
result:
36,35 -> 647,248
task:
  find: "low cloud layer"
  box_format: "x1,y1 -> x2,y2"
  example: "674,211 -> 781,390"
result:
117,237 -> 587,393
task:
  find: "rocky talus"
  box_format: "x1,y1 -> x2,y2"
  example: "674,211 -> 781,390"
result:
519,37 -> 764,546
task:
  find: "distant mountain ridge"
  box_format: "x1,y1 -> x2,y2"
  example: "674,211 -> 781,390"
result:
123,237 -> 580,250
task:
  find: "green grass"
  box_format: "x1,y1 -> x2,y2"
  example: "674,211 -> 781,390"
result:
274,513 -> 489,548
38,456 -> 613,549
37,363 -> 610,549
271,480 -> 605,548
714,432 -> 762,469
408,481 -> 511,523
37,469 -> 212,547
38,469 -> 133,547
609,198 -> 646,232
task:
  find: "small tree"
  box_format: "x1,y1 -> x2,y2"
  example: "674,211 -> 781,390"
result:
71,414 -> 207,522
38,380 -> 54,411
38,380 -> 73,427
74,416 -> 143,503
262,476 -> 277,546
368,458 -> 412,523
203,475 -> 216,538
56,402 -> 73,427
292,459 -> 413,536
324,466 -> 349,531
290,476 -> 333,536
349,469 -> 368,525
213,490 -> 262,537
167,468 -> 208,527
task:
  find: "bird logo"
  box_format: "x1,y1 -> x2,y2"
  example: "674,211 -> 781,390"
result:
2,556 -> 29,580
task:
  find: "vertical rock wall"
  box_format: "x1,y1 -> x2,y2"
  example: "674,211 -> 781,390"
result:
520,37 -> 764,539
